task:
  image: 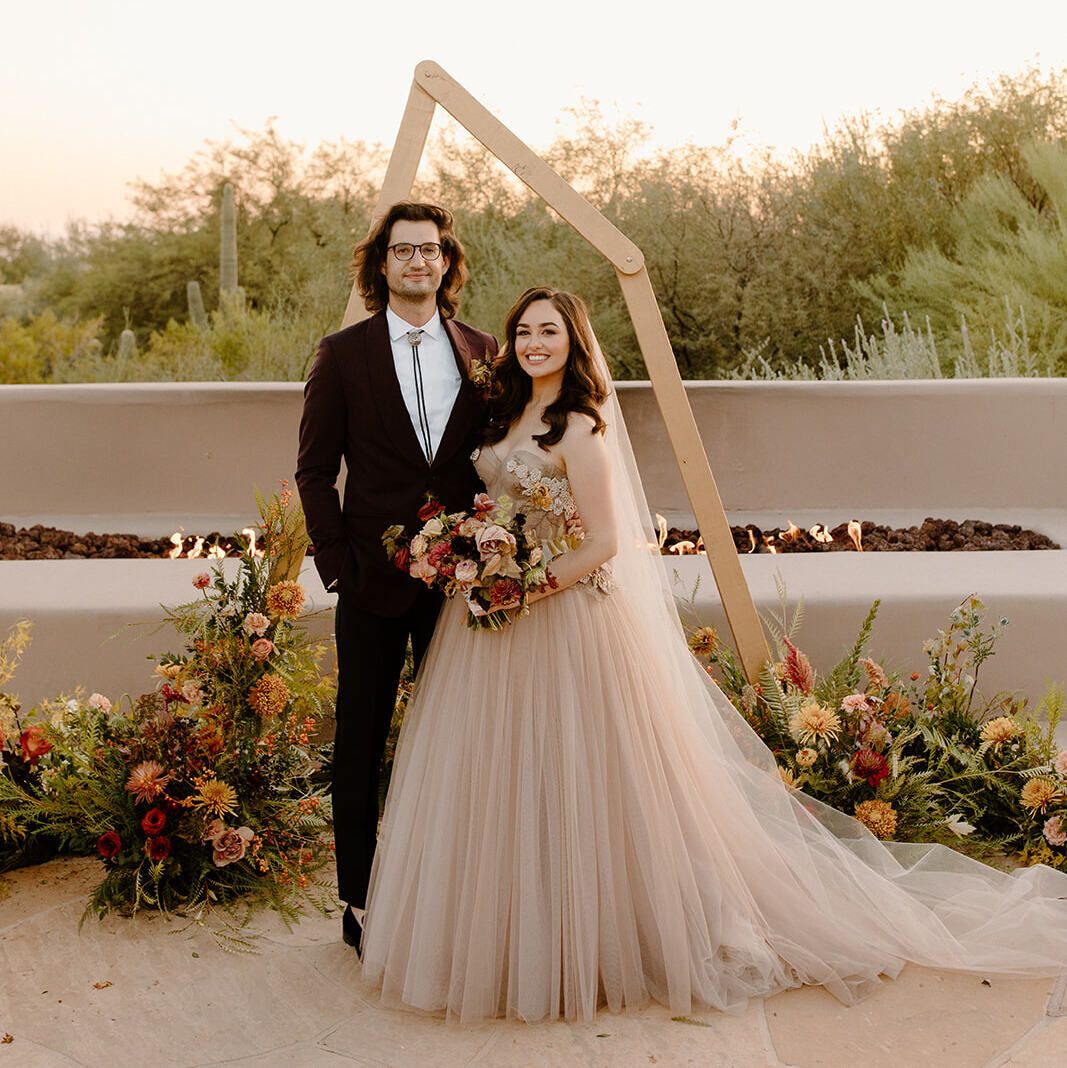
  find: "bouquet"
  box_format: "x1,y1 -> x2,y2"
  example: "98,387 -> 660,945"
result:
383,493 -> 556,630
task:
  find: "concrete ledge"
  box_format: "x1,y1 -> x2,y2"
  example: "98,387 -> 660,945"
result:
0,559 -> 337,706
3,380 -> 1065,534
3,550 -> 1063,708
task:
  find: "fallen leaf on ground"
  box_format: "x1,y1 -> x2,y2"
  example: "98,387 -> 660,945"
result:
671,1015 -> 711,1027
2,1034 -> 13,1044
92,980 -> 113,990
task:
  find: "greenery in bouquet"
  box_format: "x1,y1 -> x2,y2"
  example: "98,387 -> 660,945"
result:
383,492 -> 556,630
686,589 -> 1062,861
1,486 -> 337,926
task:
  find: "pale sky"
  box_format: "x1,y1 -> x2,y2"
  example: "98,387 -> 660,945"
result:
3,0 -> 1066,234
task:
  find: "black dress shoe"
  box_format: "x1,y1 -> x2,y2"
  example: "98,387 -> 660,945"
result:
342,905 -> 363,955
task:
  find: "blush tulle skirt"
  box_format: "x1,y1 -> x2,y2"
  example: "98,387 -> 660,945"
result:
359,586 -> 1067,1023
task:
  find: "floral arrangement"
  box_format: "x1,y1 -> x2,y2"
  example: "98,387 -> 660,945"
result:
687,592 -> 1064,860
383,493 -> 556,630
0,487 -> 336,925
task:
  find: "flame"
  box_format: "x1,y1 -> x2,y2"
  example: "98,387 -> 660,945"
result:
764,534 -> 779,554
668,540 -> 696,555
780,521 -> 803,543
809,524 -> 833,543
207,544 -> 227,559
187,536 -> 205,559
847,520 -> 864,552
746,529 -> 757,554
242,527 -> 265,558
694,536 -> 706,555
167,533 -> 184,560
654,513 -> 669,549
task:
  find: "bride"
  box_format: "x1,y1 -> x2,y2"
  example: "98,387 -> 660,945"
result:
359,285 -> 1067,1023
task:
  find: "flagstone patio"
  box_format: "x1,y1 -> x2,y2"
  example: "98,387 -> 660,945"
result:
0,858 -> 1063,1068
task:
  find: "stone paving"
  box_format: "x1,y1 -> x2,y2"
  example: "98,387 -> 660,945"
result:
0,859 -> 1064,1068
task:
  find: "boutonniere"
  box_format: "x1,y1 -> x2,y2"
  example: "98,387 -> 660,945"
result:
468,354 -> 495,391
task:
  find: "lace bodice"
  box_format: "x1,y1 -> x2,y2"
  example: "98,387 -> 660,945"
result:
474,446 -> 579,543
473,446 -> 616,594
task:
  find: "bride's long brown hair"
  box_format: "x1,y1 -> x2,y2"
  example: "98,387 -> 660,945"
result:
483,287 -> 608,451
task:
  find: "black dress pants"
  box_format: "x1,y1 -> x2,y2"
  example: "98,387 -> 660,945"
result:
332,584 -> 442,908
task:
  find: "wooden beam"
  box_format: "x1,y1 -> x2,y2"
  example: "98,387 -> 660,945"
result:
412,60 -> 644,277
617,268 -> 771,678
342,78 -> 436,328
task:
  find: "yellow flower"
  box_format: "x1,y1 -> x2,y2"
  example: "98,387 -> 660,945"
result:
192,778 -> 238,819
266,580 -> 305,620
778,766 -> 798,788
528,483 -> 553,511
795,747 -> 819,768
687,627 -> 719,657
1021,778 -> 1062,813
980,716 -> 1019,747
790,700 -> 842,745
854,799 -> 898,840
125,760 -> 172,804
249,674 -> 290,719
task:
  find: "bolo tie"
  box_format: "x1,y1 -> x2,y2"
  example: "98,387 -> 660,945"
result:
406,328 -> 434,464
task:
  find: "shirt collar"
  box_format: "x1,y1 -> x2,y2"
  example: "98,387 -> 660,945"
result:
386,306 -> 443,342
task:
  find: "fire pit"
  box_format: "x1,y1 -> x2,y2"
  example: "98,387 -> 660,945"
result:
0,517 -> 1058,560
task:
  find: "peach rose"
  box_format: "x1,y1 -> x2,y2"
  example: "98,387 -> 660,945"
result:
210,825 -> 254,867
87,693 -> 112,713
251,638 -> 274,662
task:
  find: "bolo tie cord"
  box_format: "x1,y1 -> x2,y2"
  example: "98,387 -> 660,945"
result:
409,334 -> 434,464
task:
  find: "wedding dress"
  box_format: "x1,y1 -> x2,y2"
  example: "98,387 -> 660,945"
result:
360,342 -> 1067,1024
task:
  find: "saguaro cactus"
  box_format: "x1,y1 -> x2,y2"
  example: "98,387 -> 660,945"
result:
219,182 -> 238,298
186,280 -> 208,328
115,329 -> 136,373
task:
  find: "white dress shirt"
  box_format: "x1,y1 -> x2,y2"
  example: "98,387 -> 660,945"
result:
386,306 -> 462,461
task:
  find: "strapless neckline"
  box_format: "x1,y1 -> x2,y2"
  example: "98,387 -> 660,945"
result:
477,445 -> 566,479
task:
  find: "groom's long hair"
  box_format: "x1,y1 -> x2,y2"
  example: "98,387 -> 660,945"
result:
484,287 -> 608,452
351,202 -> 468,319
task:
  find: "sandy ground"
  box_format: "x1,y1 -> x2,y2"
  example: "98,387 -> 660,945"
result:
0,858 -> 1064,1068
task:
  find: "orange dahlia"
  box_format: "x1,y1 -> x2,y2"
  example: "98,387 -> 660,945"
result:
249,674 -> 290,719
266,580 -> 305,620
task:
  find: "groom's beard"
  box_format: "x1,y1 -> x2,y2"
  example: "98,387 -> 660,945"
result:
390,276 -> 438,300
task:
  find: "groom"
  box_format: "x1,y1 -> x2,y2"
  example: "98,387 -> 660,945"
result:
295,202 -> 496,952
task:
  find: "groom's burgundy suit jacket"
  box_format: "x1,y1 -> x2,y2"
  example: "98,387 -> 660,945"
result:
295,310 -> 496,616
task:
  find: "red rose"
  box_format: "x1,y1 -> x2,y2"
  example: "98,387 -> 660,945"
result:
19,726 -> 51,765
417,498 -> 445,521
141,807 -> 167,836
96,831 -> 122,859
145,835 -> 172,862
393,544 -> 411,572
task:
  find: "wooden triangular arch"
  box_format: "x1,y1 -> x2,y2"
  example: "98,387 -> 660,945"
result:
344,60 -> 770,680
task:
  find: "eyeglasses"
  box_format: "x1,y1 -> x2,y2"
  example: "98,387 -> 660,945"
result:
388,242 -> 443,261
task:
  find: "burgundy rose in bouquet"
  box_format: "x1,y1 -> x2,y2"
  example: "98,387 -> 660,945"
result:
383,493 -> 555,630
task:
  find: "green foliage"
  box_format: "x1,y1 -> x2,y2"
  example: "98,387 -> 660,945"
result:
0,311 -> 104,383
689,594 -> 1066,861
858,139 -> 1067,376
5,67 -> 1067,381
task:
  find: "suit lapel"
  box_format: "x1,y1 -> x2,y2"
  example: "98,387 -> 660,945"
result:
435,319 -> 478,469
365,311 -> 430,468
